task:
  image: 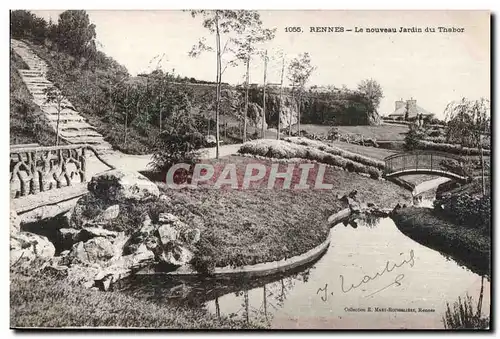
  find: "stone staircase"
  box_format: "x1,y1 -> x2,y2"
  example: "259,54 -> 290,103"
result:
11,39 -> 113,153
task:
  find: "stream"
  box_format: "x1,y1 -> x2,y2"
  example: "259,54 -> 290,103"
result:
116,197 -> 490,329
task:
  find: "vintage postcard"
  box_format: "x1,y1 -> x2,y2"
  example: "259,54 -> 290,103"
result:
9,9 -> 491,330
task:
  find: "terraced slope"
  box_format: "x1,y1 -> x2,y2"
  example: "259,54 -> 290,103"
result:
11,39 -> 113,153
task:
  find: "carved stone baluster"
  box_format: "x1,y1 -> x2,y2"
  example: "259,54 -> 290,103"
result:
31,150 -> 40,195
81,147 -> 87,183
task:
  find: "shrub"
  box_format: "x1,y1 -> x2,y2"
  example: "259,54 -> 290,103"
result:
239,139 -> 381,179
417,140 -> 490,156
285,137 -> 385,170
434,192 -> 491,235
151,112 -> 206,173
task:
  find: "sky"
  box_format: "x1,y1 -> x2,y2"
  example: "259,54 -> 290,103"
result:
31,10 -> 490,118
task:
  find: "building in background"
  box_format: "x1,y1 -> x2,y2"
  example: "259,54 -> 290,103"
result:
387,98 -> 435,120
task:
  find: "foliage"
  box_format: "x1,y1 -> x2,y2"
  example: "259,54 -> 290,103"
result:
404,123 -> 423,151
150,111 -> 206,173
434,191 -> 491,235
285,137 -> 386,170
391,207 -> 490,276
416,140 -> 490,156
239,139 -> 382,179
443,294 -> 490,329
444,97 -> 490,149
54,10 -> 97,59
10,10 -> 48,44
288,52 -> 315,91
10,52 -> 60,146
10,273 -> 260,328
357,78 -> 384,111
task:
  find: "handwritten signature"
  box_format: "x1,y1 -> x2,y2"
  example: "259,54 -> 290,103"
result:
317,249 -> 415,301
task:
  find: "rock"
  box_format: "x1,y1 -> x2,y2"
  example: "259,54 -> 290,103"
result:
88,169 -> 160,202
183,228 -> 201,245
66,264 -> 101,288
122,215 -> 157,255
159,194 -> 171,204
69,237 -> 115,265
158,244 -> 194,266
348,199 -> 362,213
59,228 -> 83,250
81,227 -> 119,239
94,244 -> 155,291
205,135 -> 217,146
157,224 -> 179,245
348,190 -> 358,199
158,212 -> 180,224
10,232 -> 55,269
97,204 -> 120,221
391,203 -> 402,215
10,208 -> 21,235
367,202 -> 375,208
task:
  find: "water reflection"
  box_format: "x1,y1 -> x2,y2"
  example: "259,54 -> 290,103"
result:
117,216 -> 490,329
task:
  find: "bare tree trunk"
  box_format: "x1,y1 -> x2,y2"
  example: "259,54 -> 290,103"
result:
215,13 -> 221,159
480,134 -> 486,196
124,85 -> 129,145
477,275 -> 484,317
244,290 -> 249,324
297,94 -> 301,135
277,55 -> 284,140
262,49 -> 267,139
289,88 -> 294,137
243,44 -> 251,143
55,97 -> 61,146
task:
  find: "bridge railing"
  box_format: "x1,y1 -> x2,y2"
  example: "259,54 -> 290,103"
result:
10,144 -> 114,199
384,150 -> 465,176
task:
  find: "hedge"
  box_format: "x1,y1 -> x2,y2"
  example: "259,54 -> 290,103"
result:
417,140 -> 490,156
285,137 -> 386,170
238,139 -> 382,179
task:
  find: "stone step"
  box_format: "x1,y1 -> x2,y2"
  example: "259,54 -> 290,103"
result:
59,130 -> 102,138
47,115 -> 85,123
42,106 -> 79,115
12,38 -> 114,153
60,124 -> 97,131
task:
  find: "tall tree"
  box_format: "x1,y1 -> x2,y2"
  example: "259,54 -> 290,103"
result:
233,16 -> 275,142
357,78 -> 384,112
288,52 -> 315,135
275,50 -> 286,140
56,10 -> 97,58
189,10 -> 266,158
444,97 -> 490,195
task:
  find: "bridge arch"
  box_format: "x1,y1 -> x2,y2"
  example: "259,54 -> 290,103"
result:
383,150 -> 469,184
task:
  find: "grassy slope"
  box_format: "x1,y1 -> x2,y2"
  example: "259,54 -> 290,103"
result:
10,273 -> 260,329
300,124 -> 409,141
391,207 -> 490,277
328,140 -> 437,186
159,155 -> 411,268
10,49 -> 59,146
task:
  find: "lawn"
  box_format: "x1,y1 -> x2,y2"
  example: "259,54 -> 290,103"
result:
391,207 -> 490,277
299,124 -> 409,141
10,272 -> 260,329
156,155 -> 411,270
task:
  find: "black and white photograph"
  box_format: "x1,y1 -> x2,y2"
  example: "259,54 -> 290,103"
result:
8,8 -> 491,330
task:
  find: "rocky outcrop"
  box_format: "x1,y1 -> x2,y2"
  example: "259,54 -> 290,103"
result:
10,232 -> 55,269
337,190 -> 390,228
35,169 -> 202,291
88,169 -> 160,203
10,207 -> 21,236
